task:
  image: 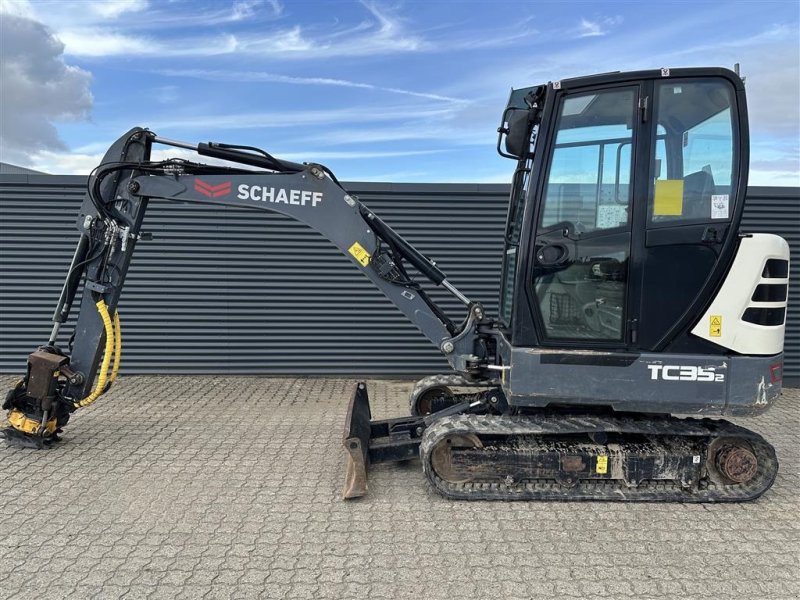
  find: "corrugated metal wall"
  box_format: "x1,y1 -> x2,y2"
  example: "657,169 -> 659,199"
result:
1,176 -> 798,380
0,176 -> 507,375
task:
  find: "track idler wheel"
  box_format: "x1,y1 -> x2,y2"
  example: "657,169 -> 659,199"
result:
429,433 -> 483,484
411,385 -> 455,416
409,374 -> 494,416
715,444 -> 759,483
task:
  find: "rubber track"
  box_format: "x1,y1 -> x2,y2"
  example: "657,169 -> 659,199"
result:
420,414 -> 778,502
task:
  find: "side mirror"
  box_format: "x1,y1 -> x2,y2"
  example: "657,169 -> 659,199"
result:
502,109 -> 531,159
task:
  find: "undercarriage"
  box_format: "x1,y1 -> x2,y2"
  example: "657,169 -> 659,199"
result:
343,382 -> 778,502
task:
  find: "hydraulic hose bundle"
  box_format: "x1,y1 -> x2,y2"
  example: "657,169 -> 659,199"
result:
73,300 -> 121,409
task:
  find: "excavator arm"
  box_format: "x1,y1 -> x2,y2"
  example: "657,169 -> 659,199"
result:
2,128 -> 496,467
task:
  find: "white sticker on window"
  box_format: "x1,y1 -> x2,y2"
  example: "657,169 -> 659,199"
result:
596,205 -> 628,229
711,194 -> 729,219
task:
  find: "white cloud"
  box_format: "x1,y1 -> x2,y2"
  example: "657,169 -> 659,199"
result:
0,13 -> 93,163
27,146 -> 236,174
232,2 -> 426,59
750,139 -> 800,186
279,148 -> 446,161
14,0 -> 531,60
27,144 -> 446,175
26,149 -> 105,174
143,0 -> 284,27
148,104 -> 459,131
575,16 -> 623,38
1,0 -> 146,21
90,0 -> 148,19
229,2 -> 534,59
55,30 -> 152,57
748,169 -> 800,187
0,0 -> 33,17
290,124 -> 488,148
231,0 -> 263,20
11,0 -> 423,59
154,68 -> 468,104
153,85 -> 179,104
0,0 -> 29,17
265,0 -> 283,16
1,0 -> 285,59
55,30 -> 239,57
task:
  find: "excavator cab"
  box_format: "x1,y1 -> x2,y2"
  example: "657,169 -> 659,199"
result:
499,69 -> 745,346
494,68 -> 787,416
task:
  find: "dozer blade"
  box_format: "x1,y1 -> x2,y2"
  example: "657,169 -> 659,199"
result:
341,382 -> 425,499
342,383 -> 371,499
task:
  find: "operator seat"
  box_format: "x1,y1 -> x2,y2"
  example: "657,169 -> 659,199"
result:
683,170 -> 716,219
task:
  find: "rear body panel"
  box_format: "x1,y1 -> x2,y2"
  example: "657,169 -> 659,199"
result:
498,335 -> 782,416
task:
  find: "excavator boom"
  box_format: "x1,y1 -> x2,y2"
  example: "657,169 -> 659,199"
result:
2,127 -> 492,449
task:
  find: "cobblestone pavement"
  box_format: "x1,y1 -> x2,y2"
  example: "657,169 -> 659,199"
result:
0,376 -> 798,600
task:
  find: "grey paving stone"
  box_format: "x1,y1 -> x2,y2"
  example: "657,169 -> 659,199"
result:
0,376 -> 797,600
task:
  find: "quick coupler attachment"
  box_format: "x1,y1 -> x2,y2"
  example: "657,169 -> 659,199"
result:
1,350 -> 75,449
342,382 -> 426,499
1,386 -> 61,450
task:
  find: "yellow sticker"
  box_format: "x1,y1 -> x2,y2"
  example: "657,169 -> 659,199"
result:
596,455 -> 608,474
348,242 -> 371,267
710,315 -> 722,337
653,179 -> 684,216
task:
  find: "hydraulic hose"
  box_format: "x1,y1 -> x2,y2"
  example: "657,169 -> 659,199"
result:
109,311 -> 122,387
52,234 -> 90,325
73,300 -> 114,409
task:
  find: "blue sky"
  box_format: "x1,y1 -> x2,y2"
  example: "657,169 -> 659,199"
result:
1,0 -> 798,185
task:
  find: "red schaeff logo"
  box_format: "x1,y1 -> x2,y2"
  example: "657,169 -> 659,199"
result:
194,179 -> 232,198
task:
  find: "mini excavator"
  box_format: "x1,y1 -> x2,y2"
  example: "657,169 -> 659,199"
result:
2,68 -> 790,502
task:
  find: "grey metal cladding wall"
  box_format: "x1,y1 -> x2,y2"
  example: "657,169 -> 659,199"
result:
0,176 -> 508,375
0,176 -> 798,378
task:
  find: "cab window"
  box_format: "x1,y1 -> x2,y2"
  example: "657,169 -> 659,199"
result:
649,81 -> 736,225
540,88 -> 636,234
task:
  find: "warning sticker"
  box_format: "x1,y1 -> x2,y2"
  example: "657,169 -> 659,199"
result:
711,194 -> 729,219
596,455 -> 608,474
710,315 -> 722,337
348,242 -> 371,267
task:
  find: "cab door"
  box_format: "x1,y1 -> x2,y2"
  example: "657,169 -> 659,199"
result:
635,77 -> 742,351
529,85 -> 641,346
